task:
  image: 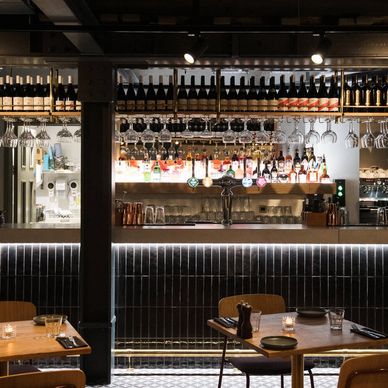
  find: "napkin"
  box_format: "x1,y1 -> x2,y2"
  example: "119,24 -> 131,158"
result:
56,336 -> 88,349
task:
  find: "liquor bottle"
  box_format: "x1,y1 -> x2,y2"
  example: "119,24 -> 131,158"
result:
65,75 -> 76,111
277,75 -> 288,111
152,161 -> 162,182
208,76 -> 217,111
298,165 -> 307,183
136,75 -> 146,111
247,76 -> 258,112
198,75 -> 208,111
3,75 -> 13,111
307,165 -> 318,183
146,75 -> 156,111
227,76 -> 238,111
235,161 -> 244,179
220,76 -> 228,111
277,150 -> 285,172
298,75 -> 308,111
289,165 -> 297,183
177,75 -> 188,111
33,75 -> 44,111
262,162 -> 271,182
116,75 -> 126,112
359,75 -> 367,106
307,76 -> 318,112
156,75 -> 166,111
166,75 -> 174,111
188,75 -> 198,111
257,76 -> 268,111
370,75 -> 377,108
284,147 -> 293,174
364,76 -> 371,107
0,77 -> 3,111
328,75 -> 339,112
343,76 -> 352,110
301,147 -> 309,171
54,75 -> 65,112
43,75 -> 51,112
270,160 -> 278,183
353,75 -> 361,108
375,76 -> 382,108
293,150 -> 301,174
23,75 -> 34,111
318,75 -> 329,111
238,76 -> 248,111
320,167 -> 330,183
126,81 -> 136,111
13,75 -> 24,111
226,164 -> 235,177
267,76 -> 278,111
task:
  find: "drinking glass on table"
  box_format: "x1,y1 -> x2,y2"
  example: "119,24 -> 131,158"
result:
45,315 -> 63,338
250,311 -> 262,332
329,308 -> 345,330
155,206 -> 166,224
144,205 -> 155,224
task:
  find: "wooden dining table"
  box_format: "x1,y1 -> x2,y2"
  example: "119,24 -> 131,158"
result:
208,312 -> 388,388
0,320 -> 91,376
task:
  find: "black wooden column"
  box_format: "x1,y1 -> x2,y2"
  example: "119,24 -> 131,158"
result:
78,62 -> 115,385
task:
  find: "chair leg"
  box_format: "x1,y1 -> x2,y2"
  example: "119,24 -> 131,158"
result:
308,369 -> 315,388
218,335 -> 228,388
280,374 -> 284,388
245,373 -> 250,388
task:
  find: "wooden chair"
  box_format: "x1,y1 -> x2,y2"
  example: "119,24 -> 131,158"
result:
218,293 -> 315,388
337,354 -> 388,388
0,370 -> 86,388
0,301 -> 40,375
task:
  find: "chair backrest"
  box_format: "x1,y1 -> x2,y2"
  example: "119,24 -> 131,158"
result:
0,301 -> 37,322
218,294 -> 286,317
337,354 -> 388,388
0,370 -> 85,388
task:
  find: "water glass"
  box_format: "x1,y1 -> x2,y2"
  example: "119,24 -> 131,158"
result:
1,323 -> 16,339
45,315 -> 63,338
144,206 -> 155,224
329,308 -> 345,330
155,206 -> 166,224
250,311 -> 262,332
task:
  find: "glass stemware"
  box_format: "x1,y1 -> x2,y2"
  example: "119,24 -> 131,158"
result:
35,117 -> 51,148
200,117 -> 213,139
361,119 -> 375,149
18,118 -> 35,148
374,120 -> 388,149
181,117 -> 194,139
344,119 -> 359,149
321,119 -> 337,144
140,118 -> 156,143
158,118 -> 172,143
123,118 -> 139,143
238,120 -> 253,144
56,118 -> 73,143
288,118 -> 305,144
222,119 -> 236,144
305,119 -> 320,145
1,118 -> 18,148
255,120 -> 270,143
271,119 -> 287,144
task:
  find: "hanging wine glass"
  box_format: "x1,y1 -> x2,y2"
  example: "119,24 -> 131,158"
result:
181,117 -> 194,139
344,119 -> 359,149
374,120 -> 387,149
123,117 -> 139,143
200,117 -> 213,139
288,118 -> 305,144
158,118 -> 172,143
18,118 -> 35,148
321,119 -> 337,144
255,119 -> 270,143
56,117 -> 73,143
1,118 -> 18,147
238,119 -> 253,144
140,118 -> 156,143
35,117 -> 51,148
73,116 -> 82,143
382,120 -> 388,148
361,119 -> 375,149
305,119 -> 320,145
271,118 -> 287,144
222,118 -> 236,144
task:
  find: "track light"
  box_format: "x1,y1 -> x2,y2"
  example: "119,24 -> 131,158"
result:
311,35 -> 332,65
184,37 -> 208,64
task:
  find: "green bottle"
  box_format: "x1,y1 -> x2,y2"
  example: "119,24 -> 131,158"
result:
152,161 -> 161,182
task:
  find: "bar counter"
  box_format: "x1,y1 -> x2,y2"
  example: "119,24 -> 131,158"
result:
1,223 -> 388,244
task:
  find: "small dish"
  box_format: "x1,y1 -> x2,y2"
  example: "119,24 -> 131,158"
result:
260,336 -> 298,350
33,314 -> 68,326
296,307 -> 329,318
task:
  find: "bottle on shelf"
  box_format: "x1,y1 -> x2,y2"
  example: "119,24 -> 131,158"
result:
13,75 -> 24,111
177,75 -> 188,111
288,75 -> 298,111
359,74 -> 367,106
65,75 -> 76,111
227,76 -> 238,111
152,160 -> 162,182
156,75 -> 166,111
126,80 -> 136,111
33,75 -> 44,111
208,75 -> 217,111
262,162 -> 271,182
277,75 -> 288,111
307,75 -> 318,112
197,75 -> 208,111
146,75 -> 156,111
220,76 -> 228,111
381,75 -> 387,108
188,75 -> 198,111
0,77 -> 3,111
23,75 -> 34,111
364,76 -> 371,107
370,75 -> 377,108
318,75 -> 329,112
166,75 -> 174,111
277,150 -> 285,172
352,75 -> 361,107
136,75 -> 146,111
343,75 -> 352,110
54,75 -> 66,112
43,75 -> 51,112
257,76 -> 268,111
328,75 -> 339,112
298,164 -> 307,183
116,75 -> 126,112
375,76 -> 382,108
238,76 -> 248,112
3,75 -> 13,111
247,76 -> 258,112
298,75 -> 308,111
267,76 -> 278,111
270,160 -> 278,183
293,150 -> 301,175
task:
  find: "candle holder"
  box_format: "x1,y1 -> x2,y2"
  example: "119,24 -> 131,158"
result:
282,316 -> 296,332
2,323 -> 16,339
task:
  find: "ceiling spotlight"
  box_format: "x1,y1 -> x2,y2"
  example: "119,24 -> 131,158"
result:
184,37 -> 208,64
311,35 -> 332,65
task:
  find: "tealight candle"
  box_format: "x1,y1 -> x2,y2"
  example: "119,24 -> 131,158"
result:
2,323 -> 16,339
282,316 -> 295,332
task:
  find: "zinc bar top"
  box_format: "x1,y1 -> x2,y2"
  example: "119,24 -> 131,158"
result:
1,224 -> 388,244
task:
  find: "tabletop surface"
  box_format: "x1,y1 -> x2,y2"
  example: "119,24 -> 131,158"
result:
208,312 -> 388,358
0,320 -> 91,362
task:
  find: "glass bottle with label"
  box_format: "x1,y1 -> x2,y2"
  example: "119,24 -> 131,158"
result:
146,75 -> 156,111
227,76 -> 238,111
277,75 -> 288,111
307,75 -> 318,112
359,75 -> 367,106
3,75 -> 13,111
13,75 -> 24,111
343,76 -> 352,111
152,160 -> 162,182
270,160 -> 278,183
220,76 -> 228,111
328,75 -> 339,112
262,162 -> 271,182
126,81 -> 136,111
33,75 -> 44,111
298,75 -> 308,111
352,75 -> 361,108
288,75 -> 298,111
238,76 -> 248,112
197,75 -> 208,111
116,75 -> 126,112
43,75 -> 51,112
318,75 -> 329,111
298,165 -> 307,183
267,76 -> 278,111
247,76 -> 258,112
65,75 -> 76,111
208,75 -> 216,112
23,75 -> 35,111
156,75 -> 166,111
188,75 -> 198,111
136,75 -> 146,111
257,76 -> 267,111
177,75 -> 188,111
55,75 -> 65,112
166,75 -> 174,111
375,76 -> 382,109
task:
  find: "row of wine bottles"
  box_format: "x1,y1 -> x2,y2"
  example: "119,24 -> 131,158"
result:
116,74 -> 340,113
0,75 -> 80,112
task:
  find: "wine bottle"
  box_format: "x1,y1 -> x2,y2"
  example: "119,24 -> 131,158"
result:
188,75 -> 198,111
277,150 -> 285,172
54,75 -> 65,112
136,75 -> 146,111
381,74 -> 387,108
257,76 -> 268,111
307,76 -> 318,112
227,76 -> 238,111
262,162 -> 271,181
288,75 -> 298,111
364,76 -> 371,107
3,75 -> 13,111
126,80 -> 136,111
75,90 -> 81,112
343,75 -> 352,110
177,75 -> 188,111
146,75 -> 156,111
353,75 -> 361,108
156,75 -> 166,111
13,75 -> 24,111
328,75 -> 339,112
238,76 -> 248,111
293,150 -> 301,174
23,75 -> 34,111
370,75 -> 377,108
0,77 -> 3,111
375,76 -> 382,108
43,75 -> 51,112
318,75 -> 329,111
359,75 -> 367,106
65,75 -> 76,111
247,76 -> 258,112
277,75 -> 288,111
208,75 -> 216,111
33,75 -> 44,111
298,75 -> 308,111
116,75 -> 126,112
270,159 -> 278,183
267,76 -> 278,111
166,75 -> 174,111
298,165 -> 307,183
198,75 -> 208,111
220,76 -> 228,111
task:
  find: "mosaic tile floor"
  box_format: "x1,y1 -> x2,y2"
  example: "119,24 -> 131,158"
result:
87,368 -> 340,387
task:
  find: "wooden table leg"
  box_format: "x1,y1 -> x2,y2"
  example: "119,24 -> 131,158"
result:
291,354 -> 304,388
218,335 -> 228,388
0,361 -> 9,376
